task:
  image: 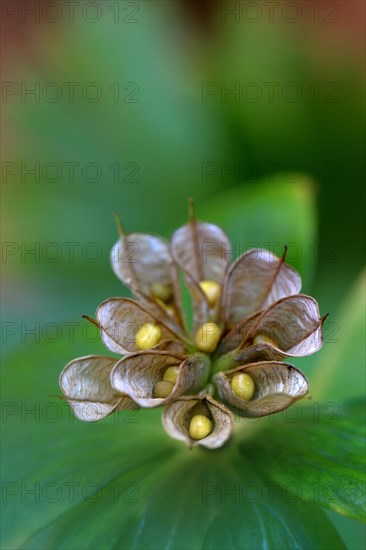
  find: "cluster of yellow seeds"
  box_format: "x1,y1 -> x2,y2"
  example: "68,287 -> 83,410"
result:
153,366 -> 180,398
134,279 -> 259,440
195,279 -> 222,354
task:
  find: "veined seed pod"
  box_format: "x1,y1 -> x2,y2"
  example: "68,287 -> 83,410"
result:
111,352 -> 211,408
111,232 -> 176,302
96,298 -> 182,354
217,295 -> 324,363
163,395 -> 233,449
59,355 -> 138,422
213,361 -> 309,418
221,248 -> 302,326
171,204 -> 230,330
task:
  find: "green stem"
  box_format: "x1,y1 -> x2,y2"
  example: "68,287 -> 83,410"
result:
211,350 -> 237,376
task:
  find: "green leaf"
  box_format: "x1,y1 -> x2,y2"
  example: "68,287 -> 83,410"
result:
2,342 -> 347,550
242,401 -> 366,523
311,269 -> 366,401
198,176 -> 316,289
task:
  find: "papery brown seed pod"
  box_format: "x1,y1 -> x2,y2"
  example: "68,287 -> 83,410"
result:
59,355 -> 138,422
213,361 -> 309,418
221,247 -> 301,325
96,298 -> 185,354
110,232 -> 175,297
110,230 -> 185,329
171,202 -> 230,329
111,352 -> 211,408
218,294 -> 324,362
163,394 -> 233,449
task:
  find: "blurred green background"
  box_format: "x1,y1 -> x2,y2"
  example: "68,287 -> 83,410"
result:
1,1 -> 365,548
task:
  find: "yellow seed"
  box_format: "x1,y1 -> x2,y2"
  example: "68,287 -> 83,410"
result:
135,323 -> 162,350
189,414 -> 213,440
231,373 -> 255,401
151,282 -> 172,303
163,366 -> 179,384
195,322 -> 221,353
199,280 -> 221,308
153,380 -> 174,398
253,334 -> 277,347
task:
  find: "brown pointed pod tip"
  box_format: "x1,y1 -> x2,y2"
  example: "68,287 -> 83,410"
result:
82,315 -> 100,329
113,211 -> 126,237
281,244 -> 288,261
320,313 -> 330,325
49,393 -> 66,400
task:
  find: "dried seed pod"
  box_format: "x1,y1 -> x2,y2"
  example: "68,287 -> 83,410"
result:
111,232 -> 185,329
214,361 -> 309,417
171,213 -> 230,328
111,233 -> 174,298
218,295 -> 324,362
221,248 -> 301,325
96,298 -> 182,354
243,295 -> 324,356
163,395 -> 233,449
59,355 -> 137,422
131,290 -> 184,335
171,221 -> 230,284
111,352 -> 210,408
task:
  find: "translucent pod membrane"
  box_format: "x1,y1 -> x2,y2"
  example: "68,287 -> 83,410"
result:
163,395 -> 233,449
111,352 -> 211,408
214,361 -> 309,418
